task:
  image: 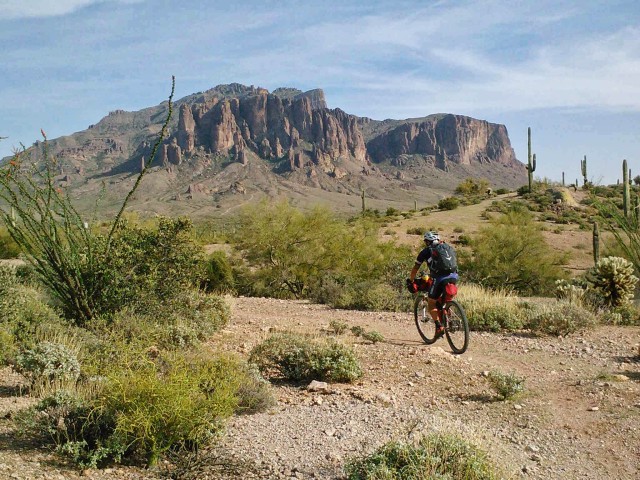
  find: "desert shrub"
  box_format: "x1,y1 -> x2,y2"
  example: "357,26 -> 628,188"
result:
18,351 -> 270,468
438,196 -> 460,210
329,319 -> 348,335
457,284 -> 524,332
465,207 -> 568,296
98,351 -> 265,466
0,265 -> 64,357
15,341 -> 81,387
15,389 -> 125,468
345,433 -> 503,480
350,326 -> 365,337
200,250 -> 234,293
0,226 -> 21,258
249,332 -> 362,383
361,330 -> 384,344
495,188 -> 510,195
456,178 -> 490,196
525,302 -> 598,336
406,226 -> 423,235
385,207 -> 400,217
487,370 -> 525,400
586,256 -> 638,307
310,275 -> 410,312
88,217 -> 205,318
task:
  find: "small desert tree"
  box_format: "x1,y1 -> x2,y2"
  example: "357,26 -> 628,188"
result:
466,205 -> 568,295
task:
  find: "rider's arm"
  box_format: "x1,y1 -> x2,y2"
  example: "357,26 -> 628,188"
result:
410,265 -> 419,282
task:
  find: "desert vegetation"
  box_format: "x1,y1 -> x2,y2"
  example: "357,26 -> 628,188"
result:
1,118 -> 639,478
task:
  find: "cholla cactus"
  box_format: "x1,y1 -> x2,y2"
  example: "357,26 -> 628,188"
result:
587,256 -> 638,307
554,279 -> 585,303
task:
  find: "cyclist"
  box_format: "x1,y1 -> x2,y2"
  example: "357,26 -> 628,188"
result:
406,231 -> 458,337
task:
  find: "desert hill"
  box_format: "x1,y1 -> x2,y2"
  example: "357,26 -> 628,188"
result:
9,84 -> 527,218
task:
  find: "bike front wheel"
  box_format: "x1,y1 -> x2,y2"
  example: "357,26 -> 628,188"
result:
443,300 -> 469,354
414,294 -> 438,344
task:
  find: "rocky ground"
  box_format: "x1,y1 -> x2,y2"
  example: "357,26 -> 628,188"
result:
1,296 -> 639,480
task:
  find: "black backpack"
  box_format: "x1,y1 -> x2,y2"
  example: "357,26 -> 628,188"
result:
430,242 -> 457,274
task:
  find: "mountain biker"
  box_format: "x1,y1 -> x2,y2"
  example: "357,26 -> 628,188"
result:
406,231 -> 458,337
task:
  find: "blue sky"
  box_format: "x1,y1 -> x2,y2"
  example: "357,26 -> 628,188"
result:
1,0 -> 639,185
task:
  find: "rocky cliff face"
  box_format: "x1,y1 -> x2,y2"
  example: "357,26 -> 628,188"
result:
366,114 -> 517,168
166,88 -> 367,174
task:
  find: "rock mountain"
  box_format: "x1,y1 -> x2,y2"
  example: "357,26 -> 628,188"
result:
19,83 -> 526,218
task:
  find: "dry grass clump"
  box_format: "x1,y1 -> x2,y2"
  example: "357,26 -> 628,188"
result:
458,284 -> 525,332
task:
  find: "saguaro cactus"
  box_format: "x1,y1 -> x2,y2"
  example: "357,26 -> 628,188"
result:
562,172 -> 565,186
361,189 -> 366,213
581,155 -> 588,186
623,159 -> 630,218
592,221 -> 600,266
526,127 -> 536,192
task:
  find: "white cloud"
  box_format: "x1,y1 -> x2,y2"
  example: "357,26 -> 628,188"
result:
0,0 -> 141,19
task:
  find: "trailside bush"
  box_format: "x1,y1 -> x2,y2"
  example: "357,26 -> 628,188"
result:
32,351 -> 274,468
0,226 -> 21,258
457,284 -> 525,332
525,302 -> 598,336
0,265 -> 63,360
249,332 -> 362,383
487,370 -> 525,400
465,207 -> 568,296
88,217 -> 205,318
200,250 -> 234,293
438,196 -> 460,210
15,341 -> 81,387
345,433 -> 503,480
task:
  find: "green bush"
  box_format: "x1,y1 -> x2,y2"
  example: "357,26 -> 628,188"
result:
455,178 -> 490,196
15,341 -> 81,386
88,217 -> 205,318
249,332 -> 362,383
0,265 -> 64,358
16,351 -> 273,468
467,304 -> 524,332
0,227 -> 21,258
345,433 -> 503,480
200,250 -> 234,293
438,197 -> 460,210
329,319 -> 348,335
406,226 -> 423,235
361,330 -> 384,344
525,302 -> 598,336
487,370 -> 525,400
465,207 -> 568,296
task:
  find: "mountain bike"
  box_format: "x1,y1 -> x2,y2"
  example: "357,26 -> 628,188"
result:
413,282 -> 469,354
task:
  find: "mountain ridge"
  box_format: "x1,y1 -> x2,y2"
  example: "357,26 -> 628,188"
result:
7,84 -> 527,218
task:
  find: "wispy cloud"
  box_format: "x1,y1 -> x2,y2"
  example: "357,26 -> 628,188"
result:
0,0 -> 141,19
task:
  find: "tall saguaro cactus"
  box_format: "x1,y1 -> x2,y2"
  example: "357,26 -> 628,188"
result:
526,127 -> 536,192
361,189 -> 366,213
592,221 -> 600,266
581,155 -> 588,186
623,159 -> 630,218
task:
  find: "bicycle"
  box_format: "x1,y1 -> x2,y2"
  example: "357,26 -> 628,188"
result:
413,280 -> 469,354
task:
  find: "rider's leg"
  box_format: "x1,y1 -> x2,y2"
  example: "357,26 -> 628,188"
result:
427,279 -> 443,324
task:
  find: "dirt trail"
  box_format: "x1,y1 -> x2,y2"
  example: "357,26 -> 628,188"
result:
1,296 -> 639,479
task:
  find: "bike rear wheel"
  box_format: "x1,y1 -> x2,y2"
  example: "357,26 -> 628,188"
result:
443,300 -> 469,354
413,294 -> 438,344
